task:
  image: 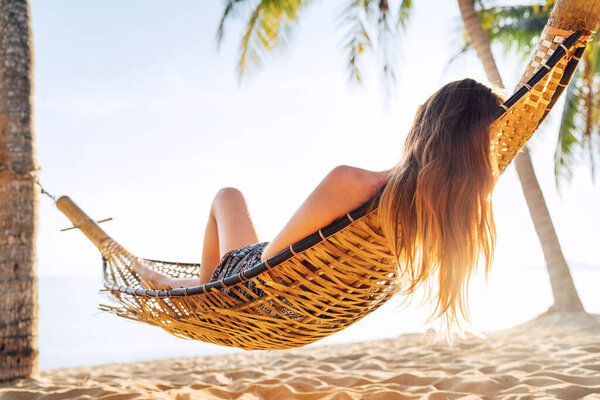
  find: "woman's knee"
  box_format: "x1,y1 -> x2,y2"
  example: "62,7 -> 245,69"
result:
212,187 -> 245,209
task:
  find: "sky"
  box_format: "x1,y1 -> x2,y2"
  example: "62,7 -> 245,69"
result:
31,0 -> 598,314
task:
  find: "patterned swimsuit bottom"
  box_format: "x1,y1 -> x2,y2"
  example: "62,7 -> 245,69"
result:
210,242 -> 304,320
210,242 -> 269,298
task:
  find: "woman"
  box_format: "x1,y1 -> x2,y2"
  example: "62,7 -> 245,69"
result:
132,78 -> 504,326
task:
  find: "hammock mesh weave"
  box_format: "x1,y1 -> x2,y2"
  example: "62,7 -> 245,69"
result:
57,25 -> 589,350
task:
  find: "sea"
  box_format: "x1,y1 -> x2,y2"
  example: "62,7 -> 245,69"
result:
39,263 -> 599,371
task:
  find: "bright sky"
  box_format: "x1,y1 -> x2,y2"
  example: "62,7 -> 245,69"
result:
32,0 -> 598,317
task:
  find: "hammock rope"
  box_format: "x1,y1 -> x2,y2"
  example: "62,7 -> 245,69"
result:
45,27 -> 590,350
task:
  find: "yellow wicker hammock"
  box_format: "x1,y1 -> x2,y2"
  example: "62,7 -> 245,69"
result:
57,27 -> 589,351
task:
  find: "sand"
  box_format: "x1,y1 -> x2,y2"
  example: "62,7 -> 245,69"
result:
1,312 -> 599,400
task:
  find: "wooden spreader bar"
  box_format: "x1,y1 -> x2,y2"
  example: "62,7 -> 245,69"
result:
56,196 -> 112,250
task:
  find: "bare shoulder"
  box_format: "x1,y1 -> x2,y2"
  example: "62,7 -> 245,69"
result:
328,165 -> 389,181
328,165 -> 390,195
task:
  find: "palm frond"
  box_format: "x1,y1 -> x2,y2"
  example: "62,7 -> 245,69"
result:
377,0 -> 398,94
584,51 -> 600,182
554,70 -> 582,188
555,40 -> 600,187
588,35 -> 600,76
216,0 -> 253,49
345,0 -> 404,91
581,130 -> 597,182
397,0 -> 412,31
341,0 -> 376,83
218,0 -> 413,94
478,5 -> 549,58
221,0 -> 310,79
338,0 -> 410,93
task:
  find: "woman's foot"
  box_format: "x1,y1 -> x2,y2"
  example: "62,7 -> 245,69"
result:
130,257 -> 172,289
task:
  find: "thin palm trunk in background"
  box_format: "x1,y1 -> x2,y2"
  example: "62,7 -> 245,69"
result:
457,0 -> 586,312
0,0 -> 38,382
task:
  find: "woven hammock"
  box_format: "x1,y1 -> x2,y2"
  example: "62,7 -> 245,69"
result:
57,27 -> 588,351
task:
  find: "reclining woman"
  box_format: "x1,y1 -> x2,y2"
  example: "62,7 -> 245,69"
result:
132,78 -> 504,326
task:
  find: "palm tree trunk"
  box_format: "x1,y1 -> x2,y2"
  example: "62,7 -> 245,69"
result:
548,0 -> 600,33
513,148 -> 583,311
0,0 -> 38,381
457,0 -> 585,312
457,0 -> 503,87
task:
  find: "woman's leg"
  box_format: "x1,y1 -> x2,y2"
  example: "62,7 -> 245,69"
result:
132,187 -> 259,288
198,187 -> 259,284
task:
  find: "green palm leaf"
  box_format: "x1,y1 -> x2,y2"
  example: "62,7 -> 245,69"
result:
582,42 -> 600,180
555,39 -> 600,186
217,0 -> 309,79
397,0 -> 413,30
478,5 -> 549,58
216,0 -> 251,48
555,68 -> 582,185
217,0 -> 413,89
341,0 -> 376,83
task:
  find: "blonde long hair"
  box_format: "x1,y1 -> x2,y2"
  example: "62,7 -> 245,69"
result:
378,79 -> 503,329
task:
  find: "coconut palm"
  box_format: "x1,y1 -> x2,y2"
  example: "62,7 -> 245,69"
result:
476,0 -> 600,185
0,0 -> 39,381
457,0 -> 587,313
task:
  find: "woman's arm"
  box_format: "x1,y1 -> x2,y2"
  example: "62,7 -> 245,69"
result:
261,165 -> 389,261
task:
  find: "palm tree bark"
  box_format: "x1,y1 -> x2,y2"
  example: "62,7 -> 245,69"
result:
457,0 -> 587,312
547,0 -> 600,33
0,0 -> 38,381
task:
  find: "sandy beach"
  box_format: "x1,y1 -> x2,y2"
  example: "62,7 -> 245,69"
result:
1,312 -> 599,399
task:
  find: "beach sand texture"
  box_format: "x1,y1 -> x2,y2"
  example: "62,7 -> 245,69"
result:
1,313 -> 599,399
